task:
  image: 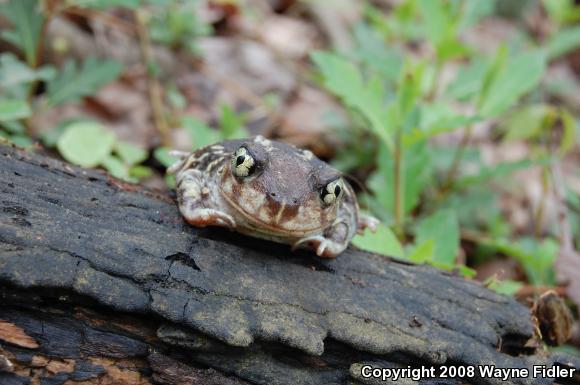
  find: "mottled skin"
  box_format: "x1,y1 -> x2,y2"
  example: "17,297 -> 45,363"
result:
168,136 -> 378,258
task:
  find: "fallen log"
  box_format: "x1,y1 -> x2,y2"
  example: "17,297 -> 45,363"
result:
0,144 -> 578,385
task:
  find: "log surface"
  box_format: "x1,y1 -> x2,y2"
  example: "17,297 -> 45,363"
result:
0,144 -> 578,385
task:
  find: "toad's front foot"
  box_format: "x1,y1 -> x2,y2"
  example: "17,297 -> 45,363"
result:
293,235 -> 346,259
182,208 -> 236,229
358,214 -> 379,235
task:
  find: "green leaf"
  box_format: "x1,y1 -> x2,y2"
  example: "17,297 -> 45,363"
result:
398,63 -> 422,117
311,51 -> 394,150
0,53 -> 55,91
115,141 -> 148,165
352,223 -> 404,258
0,0 -> 44,66
418,0 -> 452,46
486,278 -> 524,296
71,0 -> 141,9
488,237 -> 557,286
46,57 -> 123,106
415,209 -> 459,265
548,26 -> 580,58
454,158 -> 544,189
351,23 -> 403,83
101,155 -> 131,181
457,265 -> 477,278
7,134 -> 33,148
446,58 -> 488,101
368,141 -> 431,214
478,45 -> 508,107
403,104 -> 480,146
154,147 -> 180,168
543,0 -> 574,25
57,121 -> 116,167
560,108 -> 576,154
40,118 -> 85,148
1,120 -> 26,134
182,116 -> 220,150
219,104 -> 248,139
479,50 -> 547,117
458,0 -> 496,31
0,99 -> 31,121
407,239 -> 435,263
129,165 -> 153,179
501,104 -> 551,141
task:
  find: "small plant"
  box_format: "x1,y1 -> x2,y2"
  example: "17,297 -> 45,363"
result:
0,0 -> 123,147
313,0 -> 577,281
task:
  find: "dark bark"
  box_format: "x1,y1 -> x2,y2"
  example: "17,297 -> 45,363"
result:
0,144 -> 578,385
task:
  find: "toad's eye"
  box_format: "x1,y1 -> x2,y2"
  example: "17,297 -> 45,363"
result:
320,178 -> 344,206
231,147 -> 256,178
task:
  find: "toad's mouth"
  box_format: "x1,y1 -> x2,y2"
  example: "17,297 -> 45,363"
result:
220,190 -> 325,237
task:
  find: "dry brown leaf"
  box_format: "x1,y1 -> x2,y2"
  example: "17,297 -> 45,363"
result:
0,320 -> 39,349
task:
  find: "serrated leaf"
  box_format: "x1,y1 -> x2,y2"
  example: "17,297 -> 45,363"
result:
57,121 -> 116,167
115,141 -> 148,165
46,57 -> 123,106
0,0 -> 44,66
311,51 -> 394,150
352,223 -> 404,258
351,23 -> 403,83
479,50 -> 546,117
0,53 -> 55,96
415,209 -> 459,265
0,99 -> 31,121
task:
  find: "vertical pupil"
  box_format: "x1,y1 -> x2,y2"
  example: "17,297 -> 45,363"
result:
334,185 -> 341,196
236,155 -> 245,167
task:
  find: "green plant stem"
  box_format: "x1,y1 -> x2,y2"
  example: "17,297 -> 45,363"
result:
426,60 -> 443,101
135,9 -> 171,147
534,167 -> 549,238
393,130 -> 404,239
443,124 -> 473,190
24,4 -> 51,134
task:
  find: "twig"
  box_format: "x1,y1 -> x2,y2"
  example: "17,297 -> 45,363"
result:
134,9 -> 171,147
63,6 -> 137,35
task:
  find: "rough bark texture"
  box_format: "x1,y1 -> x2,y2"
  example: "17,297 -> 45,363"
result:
0,144 -> 578,385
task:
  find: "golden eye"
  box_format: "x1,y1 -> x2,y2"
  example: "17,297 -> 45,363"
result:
320,178 -> 344,206
231,147 -> 256,178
